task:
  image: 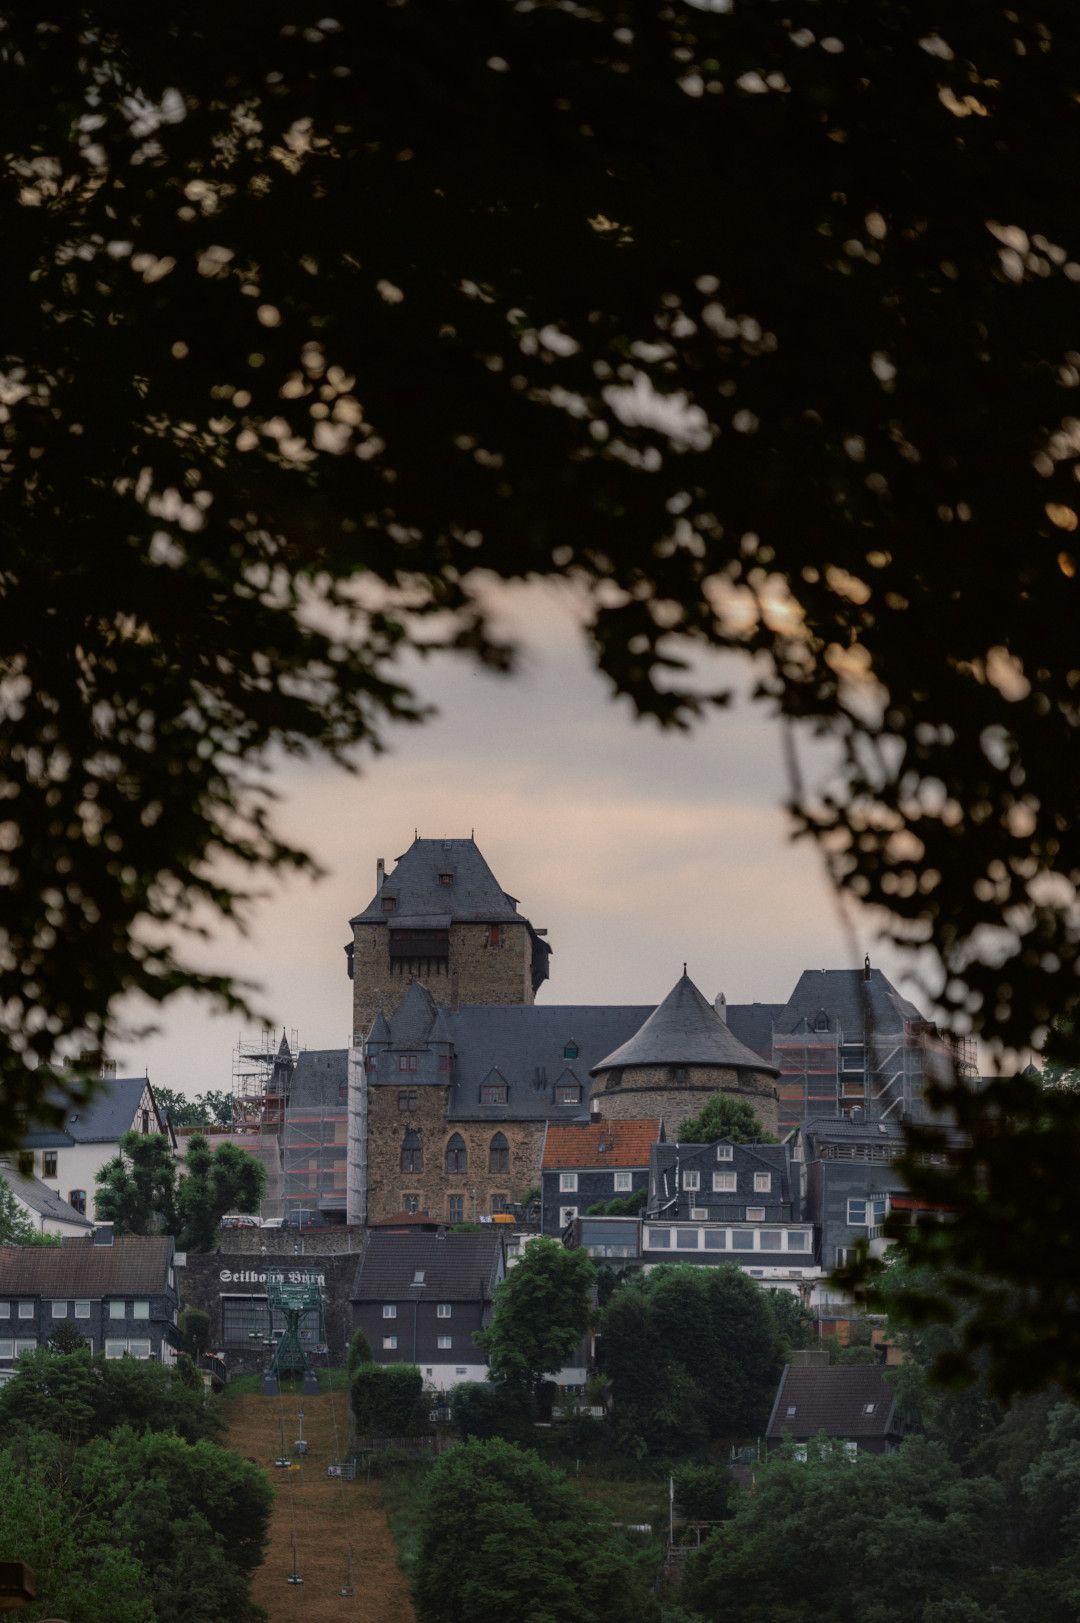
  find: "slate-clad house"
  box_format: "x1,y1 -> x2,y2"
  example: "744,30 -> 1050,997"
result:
766,1363 -> 907,1455
20,1073 -> 173,1223
0,1229 -> 178,1378
649,1138 -> 798,1226
799,1116 -> 911,1272
351,1228 -> 505,1390
540,1119 -> 663,1237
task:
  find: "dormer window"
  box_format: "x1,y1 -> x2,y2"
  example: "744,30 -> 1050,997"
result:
382,896 -> 397,913
399,1054 -> 418,1072
480,1083 -> 508,1105
563,1043 -> 579,1060
716,1144 -> 734,1161
814,1009 -> 829,1032
556,1084 -> 580,1105
439,871 -> 454,886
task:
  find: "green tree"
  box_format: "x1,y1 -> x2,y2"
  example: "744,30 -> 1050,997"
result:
94,1132 -> 179,1236
478,1237 -> 595,1396
672,1461 -> 736,1523
177,1307 -> 210,1356
587,1186 -> 648,1217
0,1173 -> 36,1244
46,1319 -> 89,1355
449,1380 -> 535,1444
765,1289 -> 816,1355
349,1363 -> 428,1439
677,1096 -> 776,1146
0,1347 -> 221,1447
345,1328 -> 373,1373
681,1438 -> 1007,1623
600,1264 -> 783,1450
175,1134 -> 265,1251
94,1131 -> 264,1249
416,1438 -> 658,1623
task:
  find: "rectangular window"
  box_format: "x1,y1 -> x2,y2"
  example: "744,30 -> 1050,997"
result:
732,1231 -> 754,1250
682,1171 -> 700,1191
704,1231 -> 727,1250
491,1194 -> 509,1214
109,1300 -> 126,1319
487,925 -> 501,948
847,1199 -> 868,1226
448,1195 -> 464,1223
73,1300 -> 91,1320
437,1304 -> 452,1319
713,1171 -> 736,1193
559,1206 -> 578,1228
787,1231 -> 810,1251
398,1089 -> 417,1111
398,1054 -> 418,1072
0,1303 -> 8,1319
439,872 -> 454,886
17,1303 -> 32,1321
222,1296 -> 268,1347
382,896 -> 396,912
14,1340 -> 36,1357
760,1230 -> 782,1250
383,1335 -> 398,1350
132,1301 -> 149,1320
836,1246 -> 853,1267
480,1084 -> 507,1105
51,1301 -> 67,1319
559,1173 -> 578,1193
104,1341 -> 127,1359
402,1195 -> 420,1214
383,1305 -> 397,1319
716,1144 -> 734,1161
42,1151 -> 57,1178
556,1084 -> 580,1104
0,1340 -> 11,1360
613,1171 -> 633,1192
675,1229 -> 699,1249
437,1336 -> 452,1350
753,1172 -> 772,1193
128,1340 -> 151,1359
746,1206 -> 766,1222
647,1228 -> 671,1248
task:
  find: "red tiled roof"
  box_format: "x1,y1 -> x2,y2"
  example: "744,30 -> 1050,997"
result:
542,1119 -> 662,1171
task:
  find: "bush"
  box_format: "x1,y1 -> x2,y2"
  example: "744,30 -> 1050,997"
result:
449,1380 -> 535,1442
177,1307 -> 210,1355
350,1363 -> 428,1438
672,1461 -> 736,1522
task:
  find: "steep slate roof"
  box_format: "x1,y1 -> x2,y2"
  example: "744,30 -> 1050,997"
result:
542,1120 -> 663,1171
766,1364 -> 899,1441
445,1005 -> 653,1121
592,974 -> 780,1077
351,1228 -> 504,1302
802,1115 -> 906,1145
21,1075 -> 155,1150
724,1003 -> 784,1062
350,837 -> 526,925
0,1233 -> 173,1296
289,1049 -> 348,1109
653,1139 -> 792,1190
0,1163 -> 92,1228
773,968 -> 925,1036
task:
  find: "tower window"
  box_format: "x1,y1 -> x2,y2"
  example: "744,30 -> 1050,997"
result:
487,925 -> 501,948
382,896 -> 397,912
398,1090 -> 417,1111
489,1133 -> 509,1174
439,872 -> 454,886
399,1054 -> 418,1072
445,1134 -> 467,1174
401,1131 -> 423,1174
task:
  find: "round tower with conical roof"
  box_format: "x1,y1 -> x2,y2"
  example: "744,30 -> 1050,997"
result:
589,972 -> 780,1139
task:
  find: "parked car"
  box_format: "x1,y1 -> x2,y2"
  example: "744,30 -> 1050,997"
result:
220,1213 -> 261,1229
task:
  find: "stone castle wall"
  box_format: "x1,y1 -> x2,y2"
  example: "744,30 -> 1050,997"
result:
592,1063 -> 779,1140
364,1081 -> 545,1224
352,920 -> 536,1038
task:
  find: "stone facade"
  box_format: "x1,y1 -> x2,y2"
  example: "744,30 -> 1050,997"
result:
365,1080 -> 545,1225
352,919 -> 538,1039
593,1063 -> 780,1140
177,1248 -> 357,1375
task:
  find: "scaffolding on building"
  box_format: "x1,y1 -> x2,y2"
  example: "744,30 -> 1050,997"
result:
232,1029 -> 297,1134
283,1103 -> 348,1226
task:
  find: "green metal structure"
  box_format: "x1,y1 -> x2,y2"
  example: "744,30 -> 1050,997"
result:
267,1278 -> 322,1379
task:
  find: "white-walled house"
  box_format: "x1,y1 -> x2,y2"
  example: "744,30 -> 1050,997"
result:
0,1160 -> 92,1237
20,1076 -> 175,1223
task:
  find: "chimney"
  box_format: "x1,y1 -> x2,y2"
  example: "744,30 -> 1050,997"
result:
864,954 -> 871,983
376,857 -> 385,891
714,992 -> 727,1024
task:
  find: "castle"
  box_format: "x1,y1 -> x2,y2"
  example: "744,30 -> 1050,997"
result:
279,835 -> 939,1226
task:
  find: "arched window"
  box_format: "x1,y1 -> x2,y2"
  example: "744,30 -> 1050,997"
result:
69,1190 -> 86,1215
489,1132 -> 509,1174
401,1130 -> 423,1174
445,1134 -> 467,1175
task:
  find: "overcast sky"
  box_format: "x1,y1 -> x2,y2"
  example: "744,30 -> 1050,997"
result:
119,583 -> 923,1097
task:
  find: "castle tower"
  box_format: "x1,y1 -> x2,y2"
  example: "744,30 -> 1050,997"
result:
590,971 -> 780,1139
346,837 -> 551,1041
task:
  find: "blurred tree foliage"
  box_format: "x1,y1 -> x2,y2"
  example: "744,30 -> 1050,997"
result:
1,3 -> 1078,1385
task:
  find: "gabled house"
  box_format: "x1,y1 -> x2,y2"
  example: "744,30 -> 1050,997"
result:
649,1138 -> 798,1225
0,1228 -> 178,1379
540,1119 -> 663,1236
766,1363 -> 907,1455
20,1074 -> 173,1223
351,1228 -> 505,1390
